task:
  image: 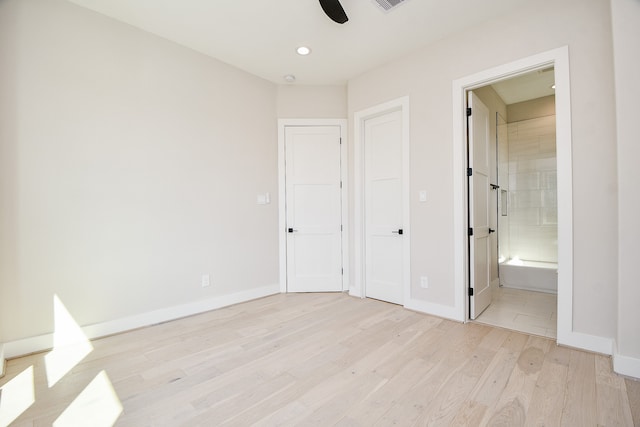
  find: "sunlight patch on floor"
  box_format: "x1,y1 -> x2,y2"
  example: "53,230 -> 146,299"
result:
53,370 -> 123,427
0,365 -> 35,426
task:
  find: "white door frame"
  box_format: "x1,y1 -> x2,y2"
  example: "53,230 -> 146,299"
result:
453,46 -> 576,346
278,119 -> 349,293
353,97 -> 410,303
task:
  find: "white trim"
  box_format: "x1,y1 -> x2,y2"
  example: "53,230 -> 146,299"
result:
404,300 -> 461,322
613,342 -> 640,379
353,97 -> 411,303
452,47 -> 575,339
3,284 -> 279,359
277,119 -> 349,293
558,331 -> 614,356
0,344 -> 5,378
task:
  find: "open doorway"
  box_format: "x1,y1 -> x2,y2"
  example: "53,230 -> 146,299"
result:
470,69 -> 558,338
453,46 -> 573,347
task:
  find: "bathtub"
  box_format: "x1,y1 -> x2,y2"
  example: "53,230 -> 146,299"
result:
499,259 -> 558,293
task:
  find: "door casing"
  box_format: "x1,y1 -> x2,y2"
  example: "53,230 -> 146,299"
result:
278,119 -> 349,293
452,47 -> 574,348
353,97 -> 410,303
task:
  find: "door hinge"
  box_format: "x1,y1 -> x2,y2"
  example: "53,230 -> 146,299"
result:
341,268 -> 344,275
468,227 -> 474,236
341,224 -> 343,231
467,168 -> 472,177
469,287 -> 474,296
340,181 -> 343,189
340,137 -> 342,145
466,107 -> 472,117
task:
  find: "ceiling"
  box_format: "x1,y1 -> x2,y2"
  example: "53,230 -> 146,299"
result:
491,67 -> 556,105
67,0 -> 532,85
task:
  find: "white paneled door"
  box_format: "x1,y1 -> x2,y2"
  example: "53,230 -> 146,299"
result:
469,91 -> 492,319
364,110 -> 404,305
285,126 -> 343,292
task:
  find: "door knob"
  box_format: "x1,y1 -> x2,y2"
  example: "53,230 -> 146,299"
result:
288,228 -> 298,233
392,229 -> 404,235
489,228 -> 496,234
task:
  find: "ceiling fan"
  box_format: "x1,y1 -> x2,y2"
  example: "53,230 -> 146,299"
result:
319,0 -> 349,24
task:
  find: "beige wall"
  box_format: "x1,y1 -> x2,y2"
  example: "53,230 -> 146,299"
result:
277,85 -> 347,118
612,0 -> 640,366
348,0 -> 618,339
0,0 -> 279,342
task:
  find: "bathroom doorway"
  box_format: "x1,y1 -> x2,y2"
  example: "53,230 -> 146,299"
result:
471,69 -> 559,338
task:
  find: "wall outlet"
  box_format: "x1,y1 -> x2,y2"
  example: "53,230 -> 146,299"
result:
420,276 -> 429,289
201,274 -> 211,288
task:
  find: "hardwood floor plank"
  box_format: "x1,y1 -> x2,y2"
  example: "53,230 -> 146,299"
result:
595,355 -> 634,426
336,357 -> 437,426
524,350 -> 568,426
561,349 -> 597,426
625,378 -> 640,426
480,336 -> 551,426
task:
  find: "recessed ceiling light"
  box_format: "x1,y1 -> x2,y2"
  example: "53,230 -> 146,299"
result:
296,46 -> 311,56
283,74 -> 296,83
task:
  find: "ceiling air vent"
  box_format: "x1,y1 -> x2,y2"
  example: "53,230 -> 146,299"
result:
372,0 -> 408,12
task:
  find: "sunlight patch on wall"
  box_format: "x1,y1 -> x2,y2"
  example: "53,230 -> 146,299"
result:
0,365 -> 35,426
45,295 -> 94,387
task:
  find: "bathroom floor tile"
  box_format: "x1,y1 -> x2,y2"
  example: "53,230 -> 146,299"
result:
474,287 -> 557,339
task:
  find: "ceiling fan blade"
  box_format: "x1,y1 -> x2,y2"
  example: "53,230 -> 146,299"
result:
319,0 -> 349,24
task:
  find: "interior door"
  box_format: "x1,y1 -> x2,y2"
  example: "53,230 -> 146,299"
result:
364,110 -> 404,305
469,91 -> 492,318
285,125 -> 342,292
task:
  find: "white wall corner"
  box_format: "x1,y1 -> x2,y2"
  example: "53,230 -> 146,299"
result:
4,284 -> 280,360
613,341 -> 640,379
0,343 -> 5,378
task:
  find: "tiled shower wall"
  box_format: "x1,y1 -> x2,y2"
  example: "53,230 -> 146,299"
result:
506,115 -> 557,263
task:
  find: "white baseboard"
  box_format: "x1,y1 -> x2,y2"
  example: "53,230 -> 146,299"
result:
4,284 -> 280,360
404,298 -> 465,322
0,343 -> 5,378
613,342 -> 640,379
557,329 -> 614,355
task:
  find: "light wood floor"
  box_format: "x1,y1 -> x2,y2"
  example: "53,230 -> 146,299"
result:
1,293 -> 638,426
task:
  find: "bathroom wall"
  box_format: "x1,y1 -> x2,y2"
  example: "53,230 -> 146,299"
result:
506,96 -> 557,263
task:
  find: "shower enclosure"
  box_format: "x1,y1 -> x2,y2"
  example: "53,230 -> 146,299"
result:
497,107 -> 558,293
